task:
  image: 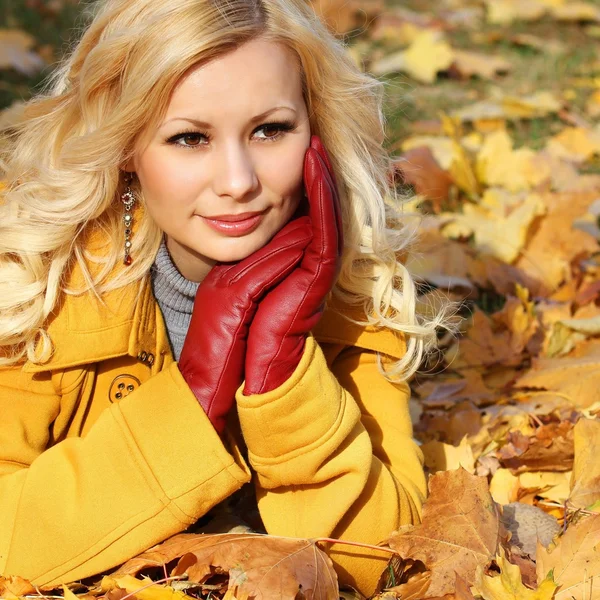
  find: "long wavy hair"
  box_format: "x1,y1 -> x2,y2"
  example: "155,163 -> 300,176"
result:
0,0 -> 457,378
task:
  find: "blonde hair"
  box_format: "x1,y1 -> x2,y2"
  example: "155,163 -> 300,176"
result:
0,0 -> 456,378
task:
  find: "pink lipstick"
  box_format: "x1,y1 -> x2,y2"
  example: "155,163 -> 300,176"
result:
201,211 -> 265,236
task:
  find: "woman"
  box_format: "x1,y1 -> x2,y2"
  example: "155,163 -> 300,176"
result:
0,0 -> 453,594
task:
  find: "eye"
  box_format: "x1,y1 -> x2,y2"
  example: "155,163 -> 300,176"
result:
253,121 -> 296,141
166,130 -> 208,148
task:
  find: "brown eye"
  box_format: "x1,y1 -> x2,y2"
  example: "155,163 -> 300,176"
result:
182,133 -> 203,146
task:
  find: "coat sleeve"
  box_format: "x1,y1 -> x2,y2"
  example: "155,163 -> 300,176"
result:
235,334 -> 427,596
0,361 -> 250,587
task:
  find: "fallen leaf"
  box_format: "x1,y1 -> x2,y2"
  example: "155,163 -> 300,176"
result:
490,469 -> 520,505
371,29 -> 454,83
485,0 -> 548,25
109,533 -> 338,600
474,549 -> 557,599
0,576 -> 36,598
536,514 -> 600,599
452,50 -> 512,80
500,503 -> 560,558
569,418 -> 600,509
0,29 -> 45,76
550,2 -> 600,22
422,436 -> 476,474
389,469 -> 502,597
396,146 -> 454,206
546,127 -> 600,163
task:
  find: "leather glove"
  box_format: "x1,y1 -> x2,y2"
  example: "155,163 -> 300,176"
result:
243,135 -> 344,396
178,215 -> 312,433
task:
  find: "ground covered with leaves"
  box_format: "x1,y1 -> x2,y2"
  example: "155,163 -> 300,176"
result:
3,0 -> 600,598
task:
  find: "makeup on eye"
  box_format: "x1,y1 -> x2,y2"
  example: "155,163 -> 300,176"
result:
165,120 -> 298,149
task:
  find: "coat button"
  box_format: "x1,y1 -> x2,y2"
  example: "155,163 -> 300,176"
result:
109,374 -> 141,403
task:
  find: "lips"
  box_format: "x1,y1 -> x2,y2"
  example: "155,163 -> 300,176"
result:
204,210 -> 265,222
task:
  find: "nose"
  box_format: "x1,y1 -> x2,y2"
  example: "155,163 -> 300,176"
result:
212,142 -> 259,200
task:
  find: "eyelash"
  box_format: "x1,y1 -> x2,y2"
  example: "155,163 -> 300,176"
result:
166,120 -> 297,150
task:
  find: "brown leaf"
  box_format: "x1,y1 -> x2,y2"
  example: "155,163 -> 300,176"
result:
388,469 -> 501,597
536,514 -> 600,600
396,147 -> 454,208
110,533 -> 338,600
497,422 -> 574,473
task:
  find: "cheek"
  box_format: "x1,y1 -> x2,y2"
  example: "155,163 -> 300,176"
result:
260,140 -> 308,197
135,149 -> 201,210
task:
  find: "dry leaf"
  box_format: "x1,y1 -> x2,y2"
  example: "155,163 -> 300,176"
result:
389,469 -> 501,597
536,514 -> 600,600
0,29 -> 45,76
474,549 -> 557,599
0,576 -> 36,598
421,436 -> 476,474
109,533 -> 338,600
569,418 -> 600,509
452,50 -> 512,80
500,503 -> 560,558
397,146 -> 454,206
546,127 -> 600,163
489,469 -> 520,505
371,30 -> 454,83
485,0 -> 548,25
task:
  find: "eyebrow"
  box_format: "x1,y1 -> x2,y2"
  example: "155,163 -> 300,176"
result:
162,106 -> 297,129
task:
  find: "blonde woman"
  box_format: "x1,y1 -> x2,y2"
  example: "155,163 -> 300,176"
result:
0,0 -> 451,594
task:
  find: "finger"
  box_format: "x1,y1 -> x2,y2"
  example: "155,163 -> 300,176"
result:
227,216 -> 312,297
303,148 -> 341,268
307,136 -> 344,257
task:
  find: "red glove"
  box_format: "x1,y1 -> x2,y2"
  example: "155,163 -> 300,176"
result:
243,135 -> 344,395
178,215 -> 312,433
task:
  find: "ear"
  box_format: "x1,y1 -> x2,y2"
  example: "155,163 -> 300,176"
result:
121,158 -> 136,173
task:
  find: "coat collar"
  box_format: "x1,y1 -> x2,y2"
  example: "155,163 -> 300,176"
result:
23,260 -> 406,373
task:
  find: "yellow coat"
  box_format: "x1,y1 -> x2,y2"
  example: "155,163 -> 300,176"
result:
0,252 -> 426,595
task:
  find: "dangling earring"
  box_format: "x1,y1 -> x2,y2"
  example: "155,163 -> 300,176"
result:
121,174 -> 135,266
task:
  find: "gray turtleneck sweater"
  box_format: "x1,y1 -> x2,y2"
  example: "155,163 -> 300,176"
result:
151,240 -> 199,360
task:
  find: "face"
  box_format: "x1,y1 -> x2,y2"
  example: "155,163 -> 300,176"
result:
127,37 -> 311,282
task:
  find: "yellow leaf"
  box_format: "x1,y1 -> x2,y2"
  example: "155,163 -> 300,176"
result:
61,585 -> 80,600
519,471 -> 571,503
475,549 -> 557,599
101,575 -> 189,600
422,436 -> 476,474
489,469 -> 520,505
546,127 -> 600,163
550,2 -> 600,21
476,130 -> 541,192
372,29 -> 454,83
485,0 -> 548,25
441,189 -> 545,263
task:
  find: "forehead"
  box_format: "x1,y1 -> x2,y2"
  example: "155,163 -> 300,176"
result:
165,38 -> 304,118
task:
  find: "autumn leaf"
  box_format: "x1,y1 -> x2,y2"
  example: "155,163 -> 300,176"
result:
389,469 -> 502,597
568,418 -> 600,510
109,533 -> 338,600
371,29 -> 454,83
536,514 -> 600,600
0,29 -> 45,75
474,549 -> 557,599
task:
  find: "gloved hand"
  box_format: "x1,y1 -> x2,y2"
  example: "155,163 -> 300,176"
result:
243,135 -> 344,396
178,215 -> 312,433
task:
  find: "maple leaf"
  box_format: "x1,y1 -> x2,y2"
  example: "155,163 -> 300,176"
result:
371,29 -> 454,83
536,514 -> 600,600
109,533 -> 338,600
388,469 -> 502,597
